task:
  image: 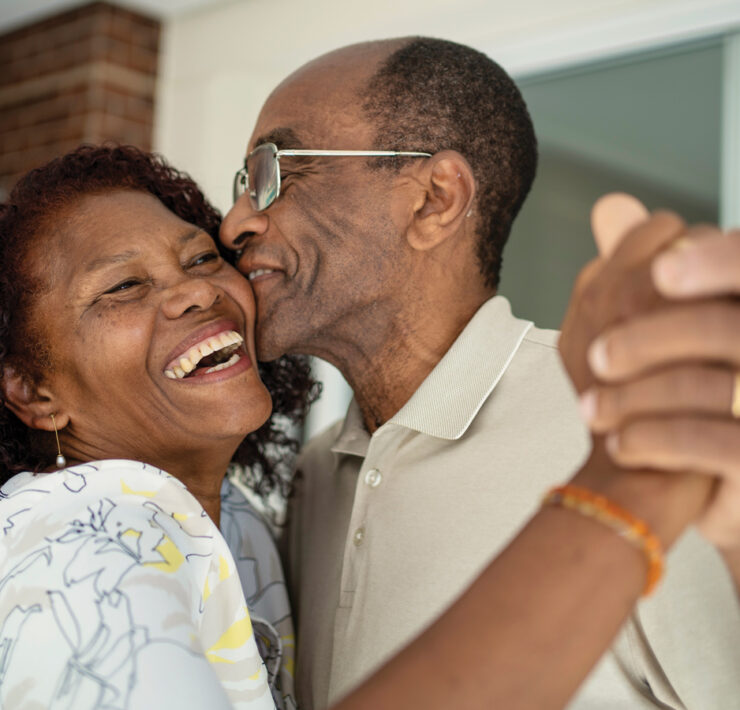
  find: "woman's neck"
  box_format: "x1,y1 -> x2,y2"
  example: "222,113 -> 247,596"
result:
59,439 -> 235,528
155,449 -> 233,528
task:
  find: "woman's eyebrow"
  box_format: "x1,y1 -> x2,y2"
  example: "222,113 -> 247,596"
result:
84,228 -> 208,273
85,249 -> 140,273
179,227 -> 210,245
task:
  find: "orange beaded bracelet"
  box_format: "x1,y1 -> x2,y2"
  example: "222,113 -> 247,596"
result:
543,484 -> 664,597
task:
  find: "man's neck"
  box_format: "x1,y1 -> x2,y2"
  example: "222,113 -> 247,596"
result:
316,294 -> 491,433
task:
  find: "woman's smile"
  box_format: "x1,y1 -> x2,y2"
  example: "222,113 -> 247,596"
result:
27,188 -> 272,472
163,322 -> 252,381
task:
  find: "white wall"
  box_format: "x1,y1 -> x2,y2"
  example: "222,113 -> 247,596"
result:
153,0 -> 740,210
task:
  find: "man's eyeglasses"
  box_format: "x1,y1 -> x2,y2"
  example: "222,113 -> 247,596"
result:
233,142 -> 432,211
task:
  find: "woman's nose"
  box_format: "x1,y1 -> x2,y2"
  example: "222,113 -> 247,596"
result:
220,194 -> 270,252
162,277 -> 222,319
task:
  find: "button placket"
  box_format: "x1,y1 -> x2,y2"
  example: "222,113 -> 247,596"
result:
338,428 -> 395,606
364,468 -> 382,488
352,526 -> 365,546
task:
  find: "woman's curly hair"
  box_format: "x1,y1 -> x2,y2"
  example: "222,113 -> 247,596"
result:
0,144 -> 319,494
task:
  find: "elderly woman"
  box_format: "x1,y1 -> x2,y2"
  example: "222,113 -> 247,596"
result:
0,145 -> 737,710
0,145 -> 318,709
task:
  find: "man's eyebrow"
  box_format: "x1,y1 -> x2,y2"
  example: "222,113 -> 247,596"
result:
251,127 -> 304,151
84,228 -> 208,272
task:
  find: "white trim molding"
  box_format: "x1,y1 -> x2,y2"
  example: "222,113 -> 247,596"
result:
721,32 -> 740,229
484,0 -> 740,77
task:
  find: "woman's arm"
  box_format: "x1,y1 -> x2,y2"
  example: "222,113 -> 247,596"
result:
334,449 -> 709,710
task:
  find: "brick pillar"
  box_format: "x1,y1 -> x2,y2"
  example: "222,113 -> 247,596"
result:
0,1 -> 160,198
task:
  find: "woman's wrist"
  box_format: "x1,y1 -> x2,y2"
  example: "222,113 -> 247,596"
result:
569,441 -> 713,551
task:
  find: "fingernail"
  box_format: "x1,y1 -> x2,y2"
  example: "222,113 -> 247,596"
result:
587,338 -> 610,376
669,236 -> 694,251
579,389 -> 597,423
605,432 -> 620,458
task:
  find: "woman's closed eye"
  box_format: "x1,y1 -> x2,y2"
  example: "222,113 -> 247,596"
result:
188,251 -> 221,268
104,278 -> 147,294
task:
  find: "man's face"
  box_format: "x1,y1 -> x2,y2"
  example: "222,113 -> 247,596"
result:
220,55 -> 408,362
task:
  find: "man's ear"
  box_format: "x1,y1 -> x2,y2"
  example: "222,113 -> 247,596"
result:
406,150 -> 476,251
2,366 -> 66,431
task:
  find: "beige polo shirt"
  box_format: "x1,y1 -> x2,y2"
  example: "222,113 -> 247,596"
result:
286,296 -> 740,709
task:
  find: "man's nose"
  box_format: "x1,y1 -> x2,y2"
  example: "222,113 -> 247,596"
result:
162,277 -> 222,320
220,194 -> 270,252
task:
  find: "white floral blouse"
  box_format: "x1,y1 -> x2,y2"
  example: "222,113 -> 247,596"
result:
0,460 -> 295,709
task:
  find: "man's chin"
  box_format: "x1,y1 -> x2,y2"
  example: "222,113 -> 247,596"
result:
256,312 -> 315,362
255,326 -> 290,363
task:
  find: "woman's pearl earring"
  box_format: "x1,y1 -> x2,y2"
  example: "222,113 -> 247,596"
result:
50,413 -> 66,469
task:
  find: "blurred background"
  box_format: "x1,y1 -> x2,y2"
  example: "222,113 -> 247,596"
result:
1,0 -> 739,438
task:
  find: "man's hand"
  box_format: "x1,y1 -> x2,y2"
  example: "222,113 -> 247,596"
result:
560,194 -> 740,549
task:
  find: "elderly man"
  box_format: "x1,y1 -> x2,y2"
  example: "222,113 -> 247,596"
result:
221,37 -> 740,709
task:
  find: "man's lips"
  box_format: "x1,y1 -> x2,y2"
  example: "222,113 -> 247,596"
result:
235,253 -> 286,283
246,267 -> 283,283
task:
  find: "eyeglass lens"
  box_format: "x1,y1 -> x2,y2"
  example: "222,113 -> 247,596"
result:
247,143 -> 279,211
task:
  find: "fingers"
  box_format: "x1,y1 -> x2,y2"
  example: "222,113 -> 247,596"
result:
605,417 -> 740,478
581,365 -> 735,433
576,202 -> 740,550
607,209 -> 685,270
602,413 -> 740,549
588,300 -> 740,382
559,206 -> 685,392
590,193 -> 650,258
653,229 -> 740,298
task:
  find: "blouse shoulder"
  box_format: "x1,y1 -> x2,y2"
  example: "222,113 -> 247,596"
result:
0,460 -> 276,710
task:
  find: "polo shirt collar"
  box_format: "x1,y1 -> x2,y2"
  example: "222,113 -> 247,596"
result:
331,398 -> 370,457
330,296 -> 533,451
388,296 -> 532,439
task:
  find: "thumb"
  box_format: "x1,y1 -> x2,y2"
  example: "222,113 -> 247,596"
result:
591,192 -> 650,258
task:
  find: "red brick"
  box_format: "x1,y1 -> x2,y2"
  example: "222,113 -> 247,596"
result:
0,86 -> 89,133
0,1 -> 160,187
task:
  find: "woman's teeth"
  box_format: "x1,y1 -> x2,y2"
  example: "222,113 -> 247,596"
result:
164,330 -> 244,380
203,351 -> 241,372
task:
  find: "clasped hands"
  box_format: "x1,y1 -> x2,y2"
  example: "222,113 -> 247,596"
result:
560,193 -> 740,552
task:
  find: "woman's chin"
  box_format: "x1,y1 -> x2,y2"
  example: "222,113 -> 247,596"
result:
217,388 -> 274,441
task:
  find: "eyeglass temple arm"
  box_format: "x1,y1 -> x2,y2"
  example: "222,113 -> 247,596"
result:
277,149 -> 432,158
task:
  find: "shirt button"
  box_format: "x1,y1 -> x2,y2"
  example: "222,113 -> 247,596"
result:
353,527 -> 365,546
364,468 -> 383,488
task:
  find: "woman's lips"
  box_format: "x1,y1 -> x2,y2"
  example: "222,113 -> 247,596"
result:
164,330 -> 244,378
172,346 -> 252,384
163,320 -> 254,383
165,320 -> 241,365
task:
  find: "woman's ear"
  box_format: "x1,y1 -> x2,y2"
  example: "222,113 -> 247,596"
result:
2,366 -> 66,431
406,150 -> 476,251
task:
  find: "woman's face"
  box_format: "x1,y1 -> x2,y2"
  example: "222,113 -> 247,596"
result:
27,189 -> 272,468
